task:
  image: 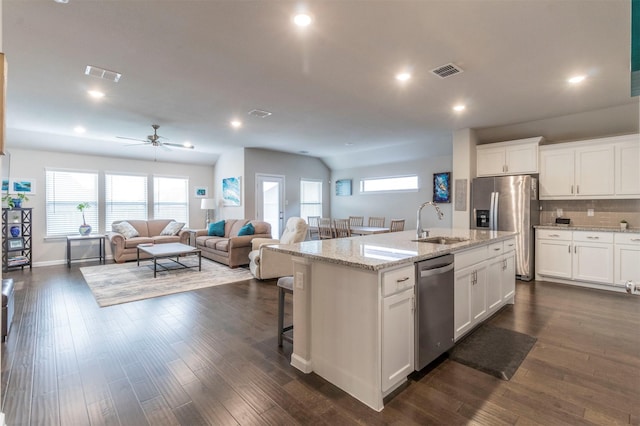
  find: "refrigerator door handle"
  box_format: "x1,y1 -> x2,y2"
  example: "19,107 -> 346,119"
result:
493,191 -> 500,230
489,192 -> 496,231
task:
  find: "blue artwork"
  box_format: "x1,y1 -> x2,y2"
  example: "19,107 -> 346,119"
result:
223,177 -> 241,206
433,172 -> 451,203
1,179 -> 7,192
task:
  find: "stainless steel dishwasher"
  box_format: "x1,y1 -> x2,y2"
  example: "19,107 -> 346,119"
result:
415,254 -> 455,371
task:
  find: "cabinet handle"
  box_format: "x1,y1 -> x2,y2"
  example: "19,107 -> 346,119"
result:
577,185 -> 580,194
549,234 -> 560,237
586,236 -> 599,240
630,238 -> 640,242
493,247 -> 501,251
568,245 -> 571,253
574,245 -> 577,253
396,277 -> 410,283
571,185 -> 573,194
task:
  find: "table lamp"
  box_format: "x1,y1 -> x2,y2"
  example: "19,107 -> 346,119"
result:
200,198 -> 216,227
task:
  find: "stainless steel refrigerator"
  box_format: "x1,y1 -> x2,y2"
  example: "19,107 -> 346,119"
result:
470,175 -> 539,281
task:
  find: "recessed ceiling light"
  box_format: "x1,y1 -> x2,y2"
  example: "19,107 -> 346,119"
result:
293,14 -> 312,27
230,120 -> 242,129
568,75 -> 586,84
87,90 -> 105,99
183,141 -> 193,148
453,104 -> 466,112
74,126 -> 86,134
395,72 -> 411,82
54,0 -> 69,3
345,143 -> 354,146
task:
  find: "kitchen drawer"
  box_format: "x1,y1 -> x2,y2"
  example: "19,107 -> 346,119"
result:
487,241 -> 503,257
381,265 -> 415,297
455,245 -> 487,270
503,238 -> 516,252
615,232 -> 640,245
536,229 -> 572,240
573,231 -> 613,244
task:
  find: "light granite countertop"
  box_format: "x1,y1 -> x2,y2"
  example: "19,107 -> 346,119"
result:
266,228 -> 517,271
535,224 -> 640,233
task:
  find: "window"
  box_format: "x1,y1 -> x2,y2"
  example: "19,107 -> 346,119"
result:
105,173 -> 148,229
300,179 -> 322,220
154,176 -> 189,225
45,169 -> 98,237
360,175 -> 419,193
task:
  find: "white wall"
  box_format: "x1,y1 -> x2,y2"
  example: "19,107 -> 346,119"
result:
6,148 -> 214,266
244,148 -> 331,222
451,128 -> 477,229
330,155 -> 453,231
212,148 -> 245,221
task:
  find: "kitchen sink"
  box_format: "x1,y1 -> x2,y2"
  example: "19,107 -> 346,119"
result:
412,236 -> 469,245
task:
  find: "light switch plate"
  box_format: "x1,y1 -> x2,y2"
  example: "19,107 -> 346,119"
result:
556,208 -> 563,217
295,272 -> 304,289
587,209 -> 594,217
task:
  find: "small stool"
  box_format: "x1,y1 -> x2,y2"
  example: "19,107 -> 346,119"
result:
277,276 -> 294,346
2,278 -> 15,341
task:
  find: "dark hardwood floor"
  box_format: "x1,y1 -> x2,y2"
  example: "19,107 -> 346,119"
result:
1,263 -> 639,425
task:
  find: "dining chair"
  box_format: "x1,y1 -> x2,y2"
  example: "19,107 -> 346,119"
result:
368,216 -> 386,227
389,219 -> 405,232
307,216 -> 320,240
318,218 -> 334,239
348,216 -> 364,227
333,219 -> 351,238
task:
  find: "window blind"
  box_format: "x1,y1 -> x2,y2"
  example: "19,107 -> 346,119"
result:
45,169 -> 99,237
105,173 -> 148,229
153,176 -> 189,225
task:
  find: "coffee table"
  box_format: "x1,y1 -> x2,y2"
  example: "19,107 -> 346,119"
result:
137,243 -> 201,278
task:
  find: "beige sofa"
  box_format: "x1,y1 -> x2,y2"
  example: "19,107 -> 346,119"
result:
107,219 -> 190,263
194,219 -> 271,268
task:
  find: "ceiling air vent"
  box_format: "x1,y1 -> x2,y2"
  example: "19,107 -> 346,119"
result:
248,109 -> 273,118
85,65 -> 122,83
430,63 -> 463,79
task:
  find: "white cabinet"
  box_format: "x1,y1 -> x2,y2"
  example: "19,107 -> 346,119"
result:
536,229 -> 616,288
381,289 -> 414,392
539,134 -> 638,200
536,229 -> 573,278
572,232 -> 614,284
476,137 -> 541,176
486,256 -> 504,314
454,245 -> 488,340
614,233 -> 640,286
615,137 -> 640,197
501,250 -> 516,301
381,265 -> 415,393
487,239 -> 516,314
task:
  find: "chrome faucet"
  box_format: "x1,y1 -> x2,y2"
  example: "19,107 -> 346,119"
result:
416,201 -> 444,239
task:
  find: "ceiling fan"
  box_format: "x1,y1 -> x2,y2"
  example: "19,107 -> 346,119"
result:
116,124 -> 194,150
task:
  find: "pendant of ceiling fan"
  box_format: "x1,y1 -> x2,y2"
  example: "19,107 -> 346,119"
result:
116,124 -> 195,150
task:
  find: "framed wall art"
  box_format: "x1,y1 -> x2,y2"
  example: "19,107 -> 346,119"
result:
9,178 -> 36,195
335,179 -> 352,196
222,177 -> 241,206
194,186 -> 208,198
433,172 -> 451,203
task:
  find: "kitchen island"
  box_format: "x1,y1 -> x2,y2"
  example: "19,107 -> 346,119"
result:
267,228 -> 517,411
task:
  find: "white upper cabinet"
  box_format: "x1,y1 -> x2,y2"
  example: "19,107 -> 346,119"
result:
476,137 -> 542,176
615,136 -> 640,197
539,135 -> 637,200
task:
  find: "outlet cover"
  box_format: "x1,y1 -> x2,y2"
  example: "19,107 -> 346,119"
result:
556,208 -> 563,217
587,209 -> 594,217
295,272 -> 304,289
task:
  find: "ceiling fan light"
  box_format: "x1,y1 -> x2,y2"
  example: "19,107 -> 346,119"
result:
183,141 -> 193,148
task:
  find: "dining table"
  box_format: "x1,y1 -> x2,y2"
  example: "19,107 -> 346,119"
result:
350,225 -> 390,236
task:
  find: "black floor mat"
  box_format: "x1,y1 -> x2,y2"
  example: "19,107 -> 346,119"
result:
449,324 -> 537,380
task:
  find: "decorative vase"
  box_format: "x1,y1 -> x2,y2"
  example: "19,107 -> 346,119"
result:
12,198 -> 22,209
79,224 -> 92,236
10,226 -> 20,238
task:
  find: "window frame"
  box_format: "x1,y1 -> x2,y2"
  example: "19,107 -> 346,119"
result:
153,175 -> 190,226
359,174 -> 419,194
45,168 -> 99,237
300,178 -> 323,220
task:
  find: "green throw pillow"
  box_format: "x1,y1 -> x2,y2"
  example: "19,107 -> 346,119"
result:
208,220 -> 225,237
238,222 -> 255,236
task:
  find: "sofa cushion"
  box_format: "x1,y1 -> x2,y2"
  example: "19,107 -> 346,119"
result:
208,220 -> 226,237
251,221 -> 272,237
215,239 -> 229,251
228,219 -> 249,237
160,221 -> 185,236
238,223 -> 255,236
147,219 -> 175,237
152,235 -> 182,244
112,221 -> 140,239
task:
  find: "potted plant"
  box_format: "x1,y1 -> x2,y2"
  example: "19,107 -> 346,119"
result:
77,202 -> 92,235
2,193 -> 29,209
620,219 -> 628,230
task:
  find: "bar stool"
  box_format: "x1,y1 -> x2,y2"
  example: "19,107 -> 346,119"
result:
277,276 -> 294,346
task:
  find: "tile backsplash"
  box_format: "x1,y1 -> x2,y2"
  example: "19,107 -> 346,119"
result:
540,199 -> 640,229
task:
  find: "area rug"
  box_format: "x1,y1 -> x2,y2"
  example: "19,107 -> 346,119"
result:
80,257 -> 254,307
449,324 -> 537,380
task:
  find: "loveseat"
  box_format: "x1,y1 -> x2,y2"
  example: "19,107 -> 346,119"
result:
107,219 -> 190,263
194,219 -> 271,268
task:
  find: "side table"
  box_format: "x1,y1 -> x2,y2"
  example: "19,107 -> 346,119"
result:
67,234 -> 106,268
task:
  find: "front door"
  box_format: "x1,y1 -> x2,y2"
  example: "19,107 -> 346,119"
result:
255,174 -> 285,238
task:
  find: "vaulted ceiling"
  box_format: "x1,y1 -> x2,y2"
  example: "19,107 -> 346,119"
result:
4,0 -> 636,168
